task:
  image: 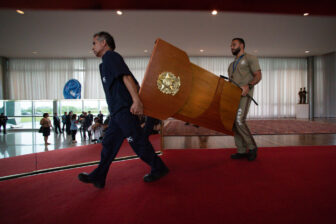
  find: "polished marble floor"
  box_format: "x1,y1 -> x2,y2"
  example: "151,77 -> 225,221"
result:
0,131 -> 92,159
163,134 -> 336,149
163,118 -> 336,149
1,132 -> 336,159
1,118 -> 336,159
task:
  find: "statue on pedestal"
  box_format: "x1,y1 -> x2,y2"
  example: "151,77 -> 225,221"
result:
298,87 -> 308,104
302,87 -> 307,104
298,88 -> 303,104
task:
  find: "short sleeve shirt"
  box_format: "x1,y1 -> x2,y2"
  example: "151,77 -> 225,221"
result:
228,53 -> 261,90
99,50 -> 139,116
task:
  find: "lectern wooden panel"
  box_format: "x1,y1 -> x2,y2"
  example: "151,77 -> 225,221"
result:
139,39 -> 242,135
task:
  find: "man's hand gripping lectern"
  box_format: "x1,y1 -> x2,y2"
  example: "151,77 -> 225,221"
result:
139,39 -> 242,135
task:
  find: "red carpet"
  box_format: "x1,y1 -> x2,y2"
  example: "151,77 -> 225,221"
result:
164,119 -> 336,135
0,134 -> 161,177
0,145 -> 336,224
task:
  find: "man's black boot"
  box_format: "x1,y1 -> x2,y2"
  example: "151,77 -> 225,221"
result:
231,153 -> 248,159
144,168 -> 170,183
247,148 -> 258,161
78,172 -> 105,189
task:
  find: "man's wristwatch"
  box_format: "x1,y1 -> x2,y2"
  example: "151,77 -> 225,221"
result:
248,83 -> 254,89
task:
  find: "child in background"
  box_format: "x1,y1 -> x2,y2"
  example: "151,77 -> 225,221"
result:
88,117 -> 104,143
70,114 -> 79,143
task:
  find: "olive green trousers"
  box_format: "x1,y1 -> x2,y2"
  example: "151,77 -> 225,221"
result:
232,96 -> 257,153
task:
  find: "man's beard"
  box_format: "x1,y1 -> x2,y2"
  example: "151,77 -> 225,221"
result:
232,47 -> 241,56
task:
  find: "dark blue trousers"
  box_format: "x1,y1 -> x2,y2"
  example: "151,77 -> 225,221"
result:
89,109 -> 167,182
143,116 -> 160,137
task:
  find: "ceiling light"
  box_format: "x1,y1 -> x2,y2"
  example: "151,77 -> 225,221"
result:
116,10 -> 123,15
16,10 -> 24,15
303,13 -> 309,16
211,10 -> 218,15
200,49 -> 204,53
32,51 -> 38,54
144,49 -> 148,53
305,50 -> 310,53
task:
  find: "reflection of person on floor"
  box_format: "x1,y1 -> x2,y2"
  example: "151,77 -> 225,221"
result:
53,113 -> 62,134
40,113 -> 52,145
78,31 -> 169,188
0,113 -> 8,134
70,114 -> 79,143
0,135 -> 9,157
88,117 -> 104,143
198,136 -> 209,148
228,38 -> 262,161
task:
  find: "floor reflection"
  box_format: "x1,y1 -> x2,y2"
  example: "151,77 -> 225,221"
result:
164,134 -> 336,149
0,131 -> 92,159
1,131 -> 336,159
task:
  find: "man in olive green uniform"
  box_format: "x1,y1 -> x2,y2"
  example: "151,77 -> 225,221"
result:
228,38 -> 262,161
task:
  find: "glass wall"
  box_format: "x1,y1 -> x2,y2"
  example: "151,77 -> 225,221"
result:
0,99 -> 109,130
100,101 -> 109,115
5,101 -> 33,129
60,100 -> 83,114
84,100 -> 99,114
0,101 -> 4,114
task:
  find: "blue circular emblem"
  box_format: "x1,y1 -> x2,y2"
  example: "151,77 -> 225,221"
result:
63,79 -> 81,99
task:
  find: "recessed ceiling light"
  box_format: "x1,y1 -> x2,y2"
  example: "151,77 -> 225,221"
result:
32,51 -> 38,54
211,10 -> 218,15
303,13 -> 309,16
200,49 -> 204,53
305,50 -> 310,53
16,10 -> 24,15
144,49 -> 148,53
116,10 -> 123,15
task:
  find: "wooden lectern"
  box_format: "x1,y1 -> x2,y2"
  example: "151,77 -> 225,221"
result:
139,39 -> 242,135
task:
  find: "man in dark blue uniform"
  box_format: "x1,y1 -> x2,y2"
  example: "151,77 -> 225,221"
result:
78,32 -> 169,188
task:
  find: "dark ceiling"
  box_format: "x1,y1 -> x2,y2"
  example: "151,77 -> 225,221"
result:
1,0 -> 336,16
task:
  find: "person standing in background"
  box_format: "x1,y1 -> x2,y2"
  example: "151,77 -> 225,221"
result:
88,111 -> 94,124
61,112 -> 67,132
40,113 -> 52,145
97,111 -> 104,123
87,111 -> 94,139
82,112 -> 91,140
65,111 -> 72,135
78,111 -> 85,136
53,112 -> 62,134
0,113 -> 8,134
70,114 -> 78,143
88,117 -> 104,143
